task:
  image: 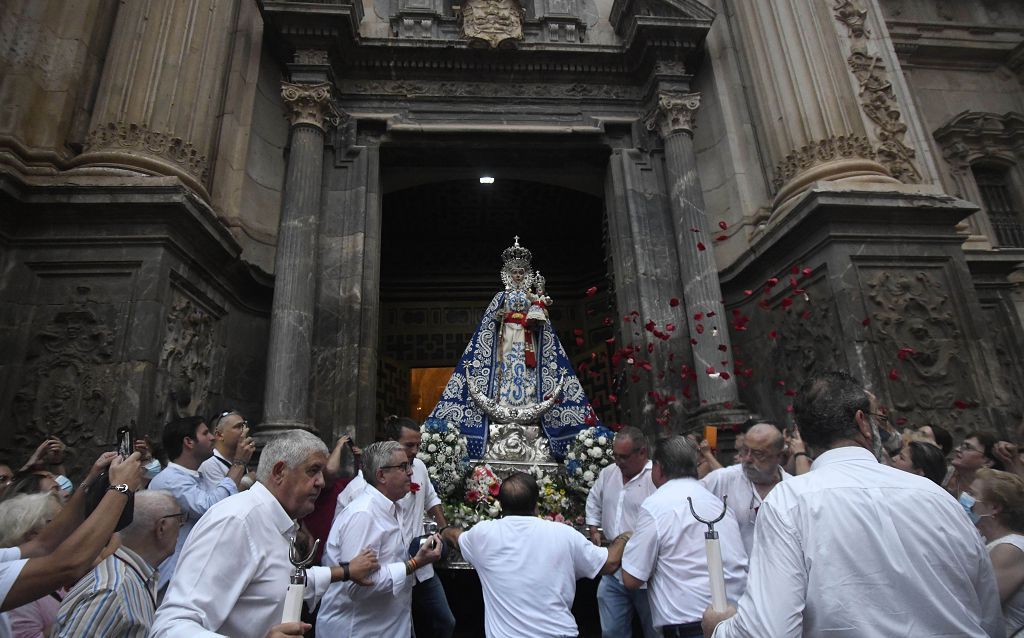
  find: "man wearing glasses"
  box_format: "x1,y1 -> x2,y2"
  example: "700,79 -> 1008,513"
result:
702,371 -> 1002,638
701,421 -> 791,556
585,426 -> 658,638
53,491 -> 183,637
317,441 -> 443,637
199,410 -> 254,490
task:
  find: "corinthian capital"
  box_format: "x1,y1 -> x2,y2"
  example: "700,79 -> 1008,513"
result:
281,82 -> 343,131
645,92 -> 701,139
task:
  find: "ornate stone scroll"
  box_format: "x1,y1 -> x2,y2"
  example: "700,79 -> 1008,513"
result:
281,82 -> 343,131
461,0 -> 525,49
772,135 -> 876,192
155,291 -> 218,424
84,122 -> 209,183
644,92 -> 701,139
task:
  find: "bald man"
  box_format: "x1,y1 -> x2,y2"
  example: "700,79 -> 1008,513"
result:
701,422 -> 791,555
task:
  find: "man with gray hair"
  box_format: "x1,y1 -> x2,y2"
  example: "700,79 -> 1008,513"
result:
317,440 -> 443,637
701,421 -> 791,556
623,436 -> 747,638
151,430 -> 380,638
53,491 -> 182,636
586,426 -> 658,638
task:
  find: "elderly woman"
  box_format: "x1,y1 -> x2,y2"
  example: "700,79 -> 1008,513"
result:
891,440 -> 946,485
946,431 -> 1003,497
0,492 -> 64,638
963,468 -> 1024,636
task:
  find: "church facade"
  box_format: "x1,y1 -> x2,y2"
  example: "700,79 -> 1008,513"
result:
1,0 -> 1022,466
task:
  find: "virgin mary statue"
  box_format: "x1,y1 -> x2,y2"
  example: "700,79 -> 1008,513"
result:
428,237 -> 600,461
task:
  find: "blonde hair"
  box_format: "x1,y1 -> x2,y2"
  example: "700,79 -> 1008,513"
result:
0,492 -> 61,547
977,468 -> 1024,531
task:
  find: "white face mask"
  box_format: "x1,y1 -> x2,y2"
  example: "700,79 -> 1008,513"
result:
54,474 -> 73,495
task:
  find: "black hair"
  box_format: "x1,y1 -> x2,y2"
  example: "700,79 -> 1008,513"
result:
382,415 -> 420,442
162,416 -> 207,462
498,472 -> 539,516
793,371 -> 869,450
928,424 -> 954,457
964,431 -> 1005,472
906,441 -> 947,485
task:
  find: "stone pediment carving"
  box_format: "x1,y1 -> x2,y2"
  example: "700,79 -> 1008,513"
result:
609,0 -> 714,37
934,111 -> 1024,166
461,0 -> 525,48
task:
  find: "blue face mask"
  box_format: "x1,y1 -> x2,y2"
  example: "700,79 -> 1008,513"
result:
959,492 -> 987,525
144,459 -> 163,480
54,474 -> 73,495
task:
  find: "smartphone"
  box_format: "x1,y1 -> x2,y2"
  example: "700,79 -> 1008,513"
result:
117,427 -> 135,459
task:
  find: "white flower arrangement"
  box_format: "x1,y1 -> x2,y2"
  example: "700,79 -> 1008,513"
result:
418,418 -> 471,498
565,425 -> 616,494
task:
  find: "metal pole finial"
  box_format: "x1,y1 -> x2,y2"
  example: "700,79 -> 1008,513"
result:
687,495 -> 728,539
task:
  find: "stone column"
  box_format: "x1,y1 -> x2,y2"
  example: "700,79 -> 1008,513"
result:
726,0 -> 897,210
260,76 -> 341,436
67,0 -> 241,200
646,92 -> 739,414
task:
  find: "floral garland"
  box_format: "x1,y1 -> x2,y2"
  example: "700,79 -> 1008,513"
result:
564,425 -> 616,493
418,418 -> 471,498
525,465 -> 576,524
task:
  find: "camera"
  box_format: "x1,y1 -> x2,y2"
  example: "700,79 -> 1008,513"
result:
117,426 -> 135,459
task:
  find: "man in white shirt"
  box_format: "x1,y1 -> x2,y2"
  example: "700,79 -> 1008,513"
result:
151,429 -> 379,638
198,410 -> 251,489
701,422 -> 791,556
335,416 -> 455,637
448,472 -> 629,638
148,416 -> 255,590
585,426 -> 657,638
623,436 -> 747,638
317,440 -> 443,637
702,371 -> 1004,638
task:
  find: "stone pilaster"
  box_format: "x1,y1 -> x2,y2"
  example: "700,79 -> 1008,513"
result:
646,92 -> 740,416
260,70 -> 341,437
726,0 -> 897,210
67,0 -> 241,200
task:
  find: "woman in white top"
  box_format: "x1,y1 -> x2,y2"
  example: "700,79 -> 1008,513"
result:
964,468 -> 1024,636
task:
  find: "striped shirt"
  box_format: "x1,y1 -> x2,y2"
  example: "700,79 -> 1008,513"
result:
52,546 -> 158,637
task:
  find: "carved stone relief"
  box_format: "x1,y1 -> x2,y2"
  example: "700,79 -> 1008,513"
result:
833,0 -> 922,183
772,135 -> 875,192
862,268 -> 977,429
281,82 -> 343,131
644,92 -> 701,140
9,288 -> 115,466
341,79 -> 638,100
294,49 -> 329,65
84,122 -> 209,182
154,289 -> 219,426
461,0 -> 524,48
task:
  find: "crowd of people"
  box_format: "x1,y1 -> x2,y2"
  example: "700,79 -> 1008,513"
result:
0,370 -> 1022,637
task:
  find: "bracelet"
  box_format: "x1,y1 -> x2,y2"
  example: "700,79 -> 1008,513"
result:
793,452 -> 812,460
231,460 -> 247,468
614,532 -> 632,544
341,562 -> 350,582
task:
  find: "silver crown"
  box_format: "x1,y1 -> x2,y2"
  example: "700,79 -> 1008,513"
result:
501,236 -> 532,268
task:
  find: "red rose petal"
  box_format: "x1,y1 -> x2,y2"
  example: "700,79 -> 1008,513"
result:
719,221 -> 728,230
954,400 -> 969,410
780,297 -> 794,309
802,267 -> 812,278
605,337 -> 616,345
603,317 -> 613,327
743,289 -> 753,296
670,297 -> 680,307
694,312 -> 704,321
690,338 -> 698,345
862,317 -> 871,327
666,323 -> 676,332
897,347 -> 916,361
573,328 -> 583,336
790,265 -> 800,275
888,368 -> 900,380
697,242 -> 706,251
696,324 -> 705,334
715,234 -> 728,242
575,337 -> 584,347
766,277 -> 779,287
720,372 -> 731,380
800,310 -> 812,320
768,330 -> 778,340
718,344 -> 728,351
608,394 -> 618,404
585,286 -> 598,297
706,366 -> 716,374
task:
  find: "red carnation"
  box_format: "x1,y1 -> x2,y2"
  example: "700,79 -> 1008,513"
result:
410,482 -> 421,493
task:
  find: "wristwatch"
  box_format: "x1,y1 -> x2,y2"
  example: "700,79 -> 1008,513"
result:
108,483 -> 131,495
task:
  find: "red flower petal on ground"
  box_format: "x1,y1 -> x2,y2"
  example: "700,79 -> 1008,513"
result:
697,242 -> 706,251
410,482 -> 421,493
670,297 -> 680,307
585,286 -> 598,297
889,368 -> 900,380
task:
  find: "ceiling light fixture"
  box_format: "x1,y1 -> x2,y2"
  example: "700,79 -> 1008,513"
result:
479,176 -> 495,184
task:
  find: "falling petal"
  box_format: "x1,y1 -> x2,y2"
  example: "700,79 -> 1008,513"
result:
897,347 -> 916,361
697,242 -> 706,251
694,312 -> 704,321
954,400 -> 969,410
718,344 -> 728,351
586,286 -> 598,297
575,337 -> 585,347
862,317 -> 871,327
889,368 -> 900,380
719,221 -> 728,230
670,298 -> 680,307
768,330 -> 778,340
715,235 -> 728,242
696,324 -> 705,334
